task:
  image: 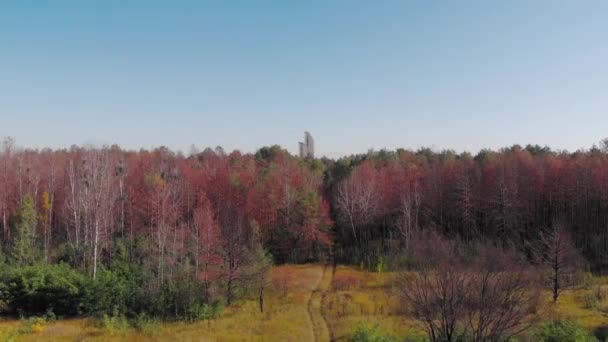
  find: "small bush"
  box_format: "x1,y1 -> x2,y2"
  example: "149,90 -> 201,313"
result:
535,319 -> 596,342
0,263 -> 88,316
133,313 -> 160,336
187,301 -> 224,322
349,322 -> 398,342
375,256 -> 386,273
99,309 -> 130,335
17,316 -> 48,335
44,308 -> 56,322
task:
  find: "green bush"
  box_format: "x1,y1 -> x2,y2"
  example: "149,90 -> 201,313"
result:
0,246 -> 221,323
17,316 -> 49,334
99,308 -> 130,335
0,262 -> 222,321
82,268 -> 140,316
349,322 -> 398,342
133,313 -> 161,336
535,319 -> 596,342
147,278 -> 220,321
0,263 -> 87,316
185,300 -> 224,322
375,255 -> 386,273
44,308 -> 56,322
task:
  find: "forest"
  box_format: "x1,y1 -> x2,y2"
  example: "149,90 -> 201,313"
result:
1,137 -> 608,341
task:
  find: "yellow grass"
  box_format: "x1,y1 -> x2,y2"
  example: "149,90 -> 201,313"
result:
1,265 -> 608,341
0,264 -> 324,342
310,264 -> 332,341
544,277 -> 608,331
322,265 -> 423,341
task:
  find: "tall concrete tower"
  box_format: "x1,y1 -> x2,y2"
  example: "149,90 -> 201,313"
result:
299,132 -> 315,158
304,131 -> 314,158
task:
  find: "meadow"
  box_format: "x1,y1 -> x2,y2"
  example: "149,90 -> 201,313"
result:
1,264 -> 607,341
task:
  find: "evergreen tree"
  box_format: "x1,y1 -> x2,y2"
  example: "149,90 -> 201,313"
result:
13,194 -> 38,265
249,222 -> 272,312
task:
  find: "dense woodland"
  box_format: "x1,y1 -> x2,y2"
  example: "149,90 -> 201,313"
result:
1,137 -> 608,326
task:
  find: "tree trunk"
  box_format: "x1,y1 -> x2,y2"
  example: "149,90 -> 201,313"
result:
93,220 -> 99,280
259,281 -> 265,313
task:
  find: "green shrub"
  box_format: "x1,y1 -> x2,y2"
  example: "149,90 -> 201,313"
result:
82,268 -> 132,316
349,322 -> 398,342
133,313 -> 161,336
186,300 -> 224,322
17,316 -> 48,334
44,308 -> 56,322
0,263 -> 87,316
99,308 -> 130,335
375,255 -> 386,273
535,319 -> 596,342
147,278 -> 218,321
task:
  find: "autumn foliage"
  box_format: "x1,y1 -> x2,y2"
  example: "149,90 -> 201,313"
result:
0,142 -> 332,317
1,138 -> 607,331
330,145 -> 605,271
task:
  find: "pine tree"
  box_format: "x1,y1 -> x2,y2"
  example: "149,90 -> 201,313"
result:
13,194 -> 38,265
249,223 -> 272,312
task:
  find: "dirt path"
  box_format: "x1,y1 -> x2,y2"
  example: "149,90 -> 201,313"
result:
308,263 -> 334,341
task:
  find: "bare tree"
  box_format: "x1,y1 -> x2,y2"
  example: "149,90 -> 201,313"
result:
220,208 -> 250,306
395,180 -> 421,249
536,223 -> 584,303
192,196 -> 221,288
0,137 -> 16,241
334,163 -> 379,248
397,230 -> 470,342
397,230 -> 539,342
79,149 -> 115,279
466,244 -> 539,342
65,157 -> 82,254
599,137 -> 608,153
455,171 -> 477,241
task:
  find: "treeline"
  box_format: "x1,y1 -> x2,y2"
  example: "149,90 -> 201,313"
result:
2,137 -> 608,318
328,143 -> 608,272
0,140 -> 330,318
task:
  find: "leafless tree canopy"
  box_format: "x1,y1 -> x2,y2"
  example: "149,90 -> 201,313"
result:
397,230 -> 539,342
535,223 -> 584,303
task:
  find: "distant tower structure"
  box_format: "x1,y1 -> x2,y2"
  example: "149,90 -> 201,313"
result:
299,131 -> 315,158
305,131 -> 314,158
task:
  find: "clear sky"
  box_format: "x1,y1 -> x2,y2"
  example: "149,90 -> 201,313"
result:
1,1 -> 607,157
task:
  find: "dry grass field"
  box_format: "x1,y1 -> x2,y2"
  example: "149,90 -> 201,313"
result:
1,264 -> 608,341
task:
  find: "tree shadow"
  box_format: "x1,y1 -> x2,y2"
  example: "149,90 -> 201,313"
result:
594,326 -> 608,342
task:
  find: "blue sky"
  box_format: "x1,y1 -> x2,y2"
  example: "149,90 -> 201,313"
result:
1,1 -> 607,157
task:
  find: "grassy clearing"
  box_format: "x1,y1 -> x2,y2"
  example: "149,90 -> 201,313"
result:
543,276 -> 608,333
322,266 -> 423,341
323,266 -> 608,341
309,264 -> 332,341
0,264 -> 324,342
1,264 -> 608,341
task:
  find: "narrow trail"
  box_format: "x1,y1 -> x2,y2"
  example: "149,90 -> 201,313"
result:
308,262 -> 334,342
